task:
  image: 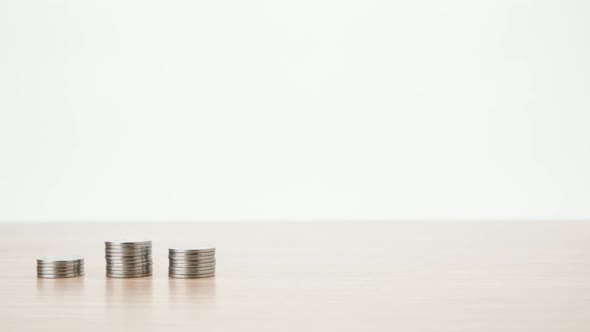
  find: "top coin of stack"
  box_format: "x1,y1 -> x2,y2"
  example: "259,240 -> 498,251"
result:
37,256 -> 84,279
169,247 -> 216,278
105,240 -> 152,278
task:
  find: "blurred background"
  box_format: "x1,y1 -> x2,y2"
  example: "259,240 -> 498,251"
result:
1,0 -> 588,222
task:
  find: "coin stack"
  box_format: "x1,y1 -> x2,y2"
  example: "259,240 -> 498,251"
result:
105,240 -> 152,278
169,247 -> 216,278
37,256 -> 84,278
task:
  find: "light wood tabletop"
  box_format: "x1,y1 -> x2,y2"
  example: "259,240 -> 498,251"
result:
0,222 -> 589,331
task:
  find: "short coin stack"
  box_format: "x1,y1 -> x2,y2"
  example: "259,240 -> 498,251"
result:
169,247 -> 216,278
37,256 -> 84,278
105,240 -> 152,278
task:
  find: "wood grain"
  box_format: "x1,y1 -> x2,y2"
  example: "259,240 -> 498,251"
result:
0,222 -> 589,331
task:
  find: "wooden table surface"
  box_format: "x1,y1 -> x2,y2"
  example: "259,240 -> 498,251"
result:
0,222 -> 589,331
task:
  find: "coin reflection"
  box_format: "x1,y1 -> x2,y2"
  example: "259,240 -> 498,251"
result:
106,277 -> 153,302
105,277 -> 154,321
36,277 -> 85,302
168,277 -> 216,304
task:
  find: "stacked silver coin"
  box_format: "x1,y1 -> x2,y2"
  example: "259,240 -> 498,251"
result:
105,240 -> 152,278
37,256 -> 84,278
169,247 -> 216,278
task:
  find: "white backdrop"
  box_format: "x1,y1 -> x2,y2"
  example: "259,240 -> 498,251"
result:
1,0 -> 589,222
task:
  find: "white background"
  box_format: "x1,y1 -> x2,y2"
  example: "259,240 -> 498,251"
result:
1,0 -> 589,222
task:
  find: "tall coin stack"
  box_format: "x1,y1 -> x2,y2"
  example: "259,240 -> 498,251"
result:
169,247 -> 216,278
37,256 -> 84,278
105,240 -> 153,278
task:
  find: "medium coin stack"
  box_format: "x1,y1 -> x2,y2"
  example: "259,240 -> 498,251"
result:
105,240 -> 152,278
169,247 -> 216,278
37,256 -> 84,278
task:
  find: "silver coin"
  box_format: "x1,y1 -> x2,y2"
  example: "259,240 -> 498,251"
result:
169,269 -> 215,274
106,272 -> 152,278
169,273 -> 215,279
37,265 -> 84,271
169,264 -> 215,270
37,260 -> 84,265
169,271 -> 216,276
106,266 -> 153,272
106,241 -> 151,246
169,262 -> 215,268
169,260 -> 215,266
105,259 -> 152,265
169,259 -> 215,265
107,275 -> 151,279
105,239 -> 151,246
168,254 -> 215,261
106,253 -> 151,258
37,263 -> 84,269
105,257 -> 153,263
168,255 -> 215,261
37,270 -> 84,275
106,262 -> 152,267
37,266 -> 84,272
105,242 -> 152,247
105,250 -> 151,256
105,256 -> 152,261
38,272 -> 84,278
106,275 -> 151,279
169,267 -> 215,273
37,260 -> 84,264
106,260 -> 153,266
106,257 -> 151,261
105,255 -> 152,261
37,256 -> 84,264
37,259 -> 84,264
168,252 -> 215,259
107,267 -> 153,272
105,245 -> 152,251
38,271 -> 84,276
106,270 -> 152,275
168,256 -> 215,261
105,253 -> 151,259
38,272 -> 85,276
169,255 -> 215,259
105,244 -> 151,250
105,249 -> 150,254
106,267 -> 152,273
106,264 -> 153,271
106,251 -> 152,255
169,263 -> 215,269
37,264 -> 84,268
169,272 -> 215,278
107,271 -> 152,276
168,251 -> 215,258
168,255 -> 214,260
38,274 -> 84,279
106,260 -> 153,265
106,268 -> 152,273
106,261 -> 153,267
168,263 -> 216,269
105,252 -> 152,257
169,247 -> 215,254
104,249 -> 152,256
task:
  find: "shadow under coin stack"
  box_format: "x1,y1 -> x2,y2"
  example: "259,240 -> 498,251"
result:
105,240 -> 152,278
169,247 -> 216,278
37,256 -> 84,278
